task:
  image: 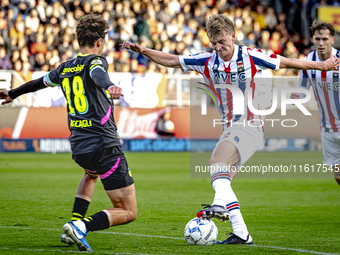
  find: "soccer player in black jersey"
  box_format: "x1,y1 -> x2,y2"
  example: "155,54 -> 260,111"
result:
0,13 -> 136,252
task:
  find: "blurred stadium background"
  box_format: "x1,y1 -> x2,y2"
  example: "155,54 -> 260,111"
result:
1,0 -> 340,153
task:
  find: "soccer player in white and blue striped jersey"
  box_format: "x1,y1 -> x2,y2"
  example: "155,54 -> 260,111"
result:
291,20 -> 340,186
121,14 -> 339,245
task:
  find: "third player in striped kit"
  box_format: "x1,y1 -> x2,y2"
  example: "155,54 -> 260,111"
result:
121,14 -> 339,244
291,20 -> 340,185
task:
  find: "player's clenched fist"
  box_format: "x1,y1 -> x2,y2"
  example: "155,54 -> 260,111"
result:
107,85 -> 123,99
0,90 -> 13,105
323,55 -> 340,71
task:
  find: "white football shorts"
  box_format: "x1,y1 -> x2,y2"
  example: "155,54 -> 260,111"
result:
212,125 -> 264,168
321,128 -> 340,166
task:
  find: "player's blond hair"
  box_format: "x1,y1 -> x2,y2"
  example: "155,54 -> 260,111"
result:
205,14 -> 235,38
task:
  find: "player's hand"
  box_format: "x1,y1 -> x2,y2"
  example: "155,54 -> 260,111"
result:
323,55 -> 340,71
108,85 -> 124,99
290,93 -> 300,99
120,42 -> 143,53
0,90 -> 13,105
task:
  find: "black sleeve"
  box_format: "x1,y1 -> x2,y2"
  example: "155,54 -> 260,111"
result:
8,77 -> 46,99
88,56 -> 115,90
90,67 -> 115,90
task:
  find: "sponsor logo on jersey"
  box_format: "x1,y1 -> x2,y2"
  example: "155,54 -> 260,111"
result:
70,119 -> 93,128
62,64 -> 85,75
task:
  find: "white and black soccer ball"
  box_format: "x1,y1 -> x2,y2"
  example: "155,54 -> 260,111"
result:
184,217 -> 218,246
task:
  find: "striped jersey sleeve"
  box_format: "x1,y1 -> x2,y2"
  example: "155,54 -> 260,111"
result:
178,52 -> 213,73
297,56 -> 311,95
247,49 -> 281,71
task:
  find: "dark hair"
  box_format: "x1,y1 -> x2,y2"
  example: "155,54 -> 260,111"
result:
310,19 -> 335,37
206,14 -> 235,38
76,13 -> 109,48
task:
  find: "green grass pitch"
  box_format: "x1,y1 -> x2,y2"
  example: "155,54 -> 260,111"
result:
0,151 -> 339,255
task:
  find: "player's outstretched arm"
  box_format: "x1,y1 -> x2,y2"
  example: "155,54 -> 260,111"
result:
0,77 -> 46,105
120,42 -> 182,68
279,55 -> 339,71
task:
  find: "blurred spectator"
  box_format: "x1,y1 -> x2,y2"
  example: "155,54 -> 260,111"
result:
145,62 -> 158,73
46,34 -> 56,51
9,20 -> 25,41
36,0 -> 47,22
258,30 -> 270,52
242,17 -> 253,37
30,33 -> 47,55
193,7 -> 205,27
254,5 -> 266,29
168,0 -> 181,16
0,0 -> 331,75
265,7 -> 278,34
13,60 -> 23,72
130,58 -> 139,73
58,34 -> 72,55
62,0 -> 72,13
19,46 -> 32,66
284,41 -> 299,59
115,49 -> 130,72
269,32 -> 282,55
182,3 -> 192,21
167,18 -> 179,39
157,5 -> 172,25
134,14 -> 151,40
50,49 -> 61,67
0,9 -> 9,43
25,9 -> 41,34
0,47 -> 12,70
11,50 -> 20,64
33,52 -> 46,71
8,38 -> 19,56
244,32 -> 256,48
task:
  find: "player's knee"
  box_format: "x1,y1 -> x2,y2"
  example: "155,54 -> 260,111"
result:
208,158 -> 218,166
127,208 -> 137,222
209,154 -> 240,167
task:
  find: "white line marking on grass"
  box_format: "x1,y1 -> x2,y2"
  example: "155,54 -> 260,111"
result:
252,245 -> 340,255
0,247 -> 158,255
1,226 -> 339,255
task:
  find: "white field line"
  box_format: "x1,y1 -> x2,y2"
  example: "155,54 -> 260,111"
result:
0,226 -> 339,255
0,247 -> 157,255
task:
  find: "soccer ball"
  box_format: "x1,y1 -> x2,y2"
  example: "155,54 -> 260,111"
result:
184,217 -> 218,246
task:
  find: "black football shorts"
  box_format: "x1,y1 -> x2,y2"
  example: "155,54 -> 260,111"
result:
72,146 -> 134,191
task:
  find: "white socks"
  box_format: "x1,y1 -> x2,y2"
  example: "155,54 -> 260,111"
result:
210,162 -> 249,240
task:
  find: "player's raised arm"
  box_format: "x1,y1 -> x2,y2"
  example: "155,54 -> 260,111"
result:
120,41 -> 182,68
279,55 -> 339,71
0,77 -> 46,105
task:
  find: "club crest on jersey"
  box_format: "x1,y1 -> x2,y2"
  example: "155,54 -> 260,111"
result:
237,61 -> 244,72
91,59 -> 103,65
